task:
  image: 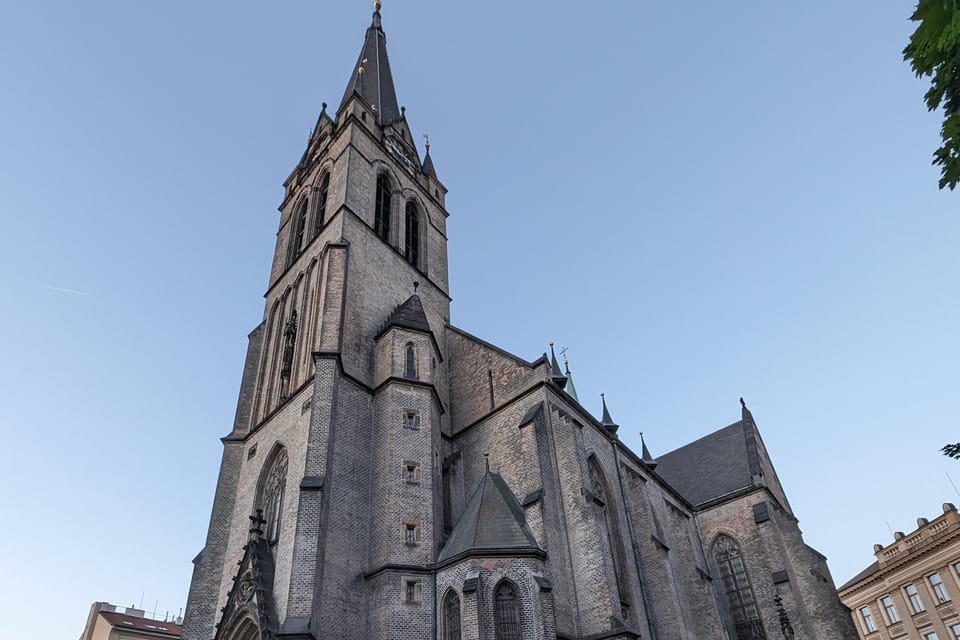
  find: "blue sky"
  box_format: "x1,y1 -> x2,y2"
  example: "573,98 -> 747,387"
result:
1,2 -> 957,637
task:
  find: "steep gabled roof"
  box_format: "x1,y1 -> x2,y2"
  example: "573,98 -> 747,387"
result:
378,294 -> 431,336
340,7 -> 402,125
655,420 -> 756,508
437,468 -> 542,563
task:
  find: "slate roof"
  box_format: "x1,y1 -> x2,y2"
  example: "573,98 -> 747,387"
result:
421,147 -> 437,177
100,612 -> 182,637
340,7 -> 402,125
437,469 -> 542,563
655,420 -> 758,508
837,561 -> 881,591
378,294 -> 431,336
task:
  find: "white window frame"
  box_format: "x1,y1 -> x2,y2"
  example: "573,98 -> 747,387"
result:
881,595 -> 900,624
860,606 -> 878,633
930,572 -> 951,604
906,583 -> 926,614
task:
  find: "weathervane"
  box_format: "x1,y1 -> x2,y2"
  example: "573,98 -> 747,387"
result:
423,133 -> 430,151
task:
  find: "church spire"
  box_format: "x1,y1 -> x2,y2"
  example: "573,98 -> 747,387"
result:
340,1 -> 402,125
600,393 -> 619,435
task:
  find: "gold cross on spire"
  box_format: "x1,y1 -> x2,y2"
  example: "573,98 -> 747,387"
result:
374,0 -> 382,11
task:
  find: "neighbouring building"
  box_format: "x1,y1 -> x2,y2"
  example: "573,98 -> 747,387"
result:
180,5 -> 857,639
839,503 -> 960,640
79,602 -> 182,640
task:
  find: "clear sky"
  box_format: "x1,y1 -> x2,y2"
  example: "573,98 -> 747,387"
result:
1,2 -> 957,637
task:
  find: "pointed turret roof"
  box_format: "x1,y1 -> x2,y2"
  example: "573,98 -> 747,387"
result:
436,465 -> 542,563
379,294 -> 431,336
340,5 -> 402,125
549,343 -> 568,389
600,394 -> 619,435
564,359 -> 580,403
640,432 -> 657,470
421,145 -> 437,177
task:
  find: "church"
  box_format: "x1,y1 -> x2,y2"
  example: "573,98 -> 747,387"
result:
180,5 -> 857,639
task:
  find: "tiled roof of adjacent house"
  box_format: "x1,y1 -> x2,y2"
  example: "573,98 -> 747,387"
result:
100,612 -> 182,637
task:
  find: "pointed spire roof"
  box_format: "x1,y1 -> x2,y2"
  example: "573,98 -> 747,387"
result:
379,294 -> 431,336
640,432 -> 657,470
340,4 -> 402,125
600,393 -> 619,435
436,465 -> 542,563
421,144 -> 437,178
549,343 -> 568,389
564,359 -> 579,402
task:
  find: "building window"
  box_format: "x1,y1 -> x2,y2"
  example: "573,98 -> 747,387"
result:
442,590 -> 461,640
881,595 -> 900,623
905,583 -> 926,614
259,447 -> 289,544
403,410 -> 420,430
375,173 -> 391,241
288,199 -> 308,265
405,201 -> 420,268
402,577 -> 421,605
405,343 -> 417,379
713,535 -> 767,640
403,461 -> 421,483
930,572 -> 951,603
950,623 -> 960,639
314,172 -> 329,235
859,606 -> 877,633
494,580 -> 521,640
587,456 -> 630,605
403,521 -> 419,545
925,632 -> 940,640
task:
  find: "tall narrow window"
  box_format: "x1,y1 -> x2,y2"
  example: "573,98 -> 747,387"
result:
405,343 -> 417,379
713,535 -> 766,640
289,199 -> 308,265
313,172 -> 330,236
906,583 -> 925,613
881,595 -> 900,623
442,590 -> 462,640
930,572 -> 951,603
259,448 -> 288,544
494,581 -> 521,640
405,201 -> 420,268
375,173 -> 391,241
859,606 -> 877,633
587,456 -> 630,614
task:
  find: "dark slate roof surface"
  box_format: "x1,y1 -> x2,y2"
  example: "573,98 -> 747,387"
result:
381,295 -> 431,335
837,561 -> 881,591
437,470 -> 541,562
340,9 -> 402,125
655,421 -> 755,507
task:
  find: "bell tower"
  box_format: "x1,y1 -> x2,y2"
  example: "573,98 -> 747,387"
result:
181,4 -> 451,638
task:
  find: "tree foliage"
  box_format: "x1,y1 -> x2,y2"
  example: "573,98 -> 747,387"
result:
943,442 -> 960,458
904,0 -> 960,190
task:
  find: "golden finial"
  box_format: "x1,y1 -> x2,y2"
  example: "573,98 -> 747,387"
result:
358,57 -> 368,75
374,0 -> 382,11
422,133 -> 430,151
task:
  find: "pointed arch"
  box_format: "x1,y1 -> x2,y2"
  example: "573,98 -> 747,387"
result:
712,534 -> 767,640
256,445 -> 289,544
222,615 -> 260,640
442,588 -> 462,640
375,173 -> 392,241
404,200 -> 420,268
587,455 -> 632,617
313,171 -> 330,236
404,342 -> 417,379
288,196 -> 309,266
493,579 -> 521,640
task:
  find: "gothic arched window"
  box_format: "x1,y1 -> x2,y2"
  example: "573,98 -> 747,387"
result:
404,343 -> 417,379
289,199 -> 308,265
405,201 -> 420,268
587,456 -> 631,617
260,448 -> 289,543
713,535 -> 767,640
313,172 -> 330,236
375,173 -> 391,241
442,589 -> 461,640
494,580 -> 521,640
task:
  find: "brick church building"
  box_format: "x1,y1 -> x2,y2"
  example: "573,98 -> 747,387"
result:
181,5 -> 857,639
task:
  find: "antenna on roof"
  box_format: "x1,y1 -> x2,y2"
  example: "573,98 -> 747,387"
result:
947,472 -> 960,502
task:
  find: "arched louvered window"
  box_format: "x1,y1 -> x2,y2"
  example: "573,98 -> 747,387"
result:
405,201 -> 420,268
375,173 -> 391,241
442,590 -> 461,640
224,616 -> 260,640
713,535 -> 767,640
289,199 -> 308,265
404,343 -> 417,379
259,448 -> 288,544
494,581 -> 521,640
587,456 -> 631,617
314,172 -> 330,236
